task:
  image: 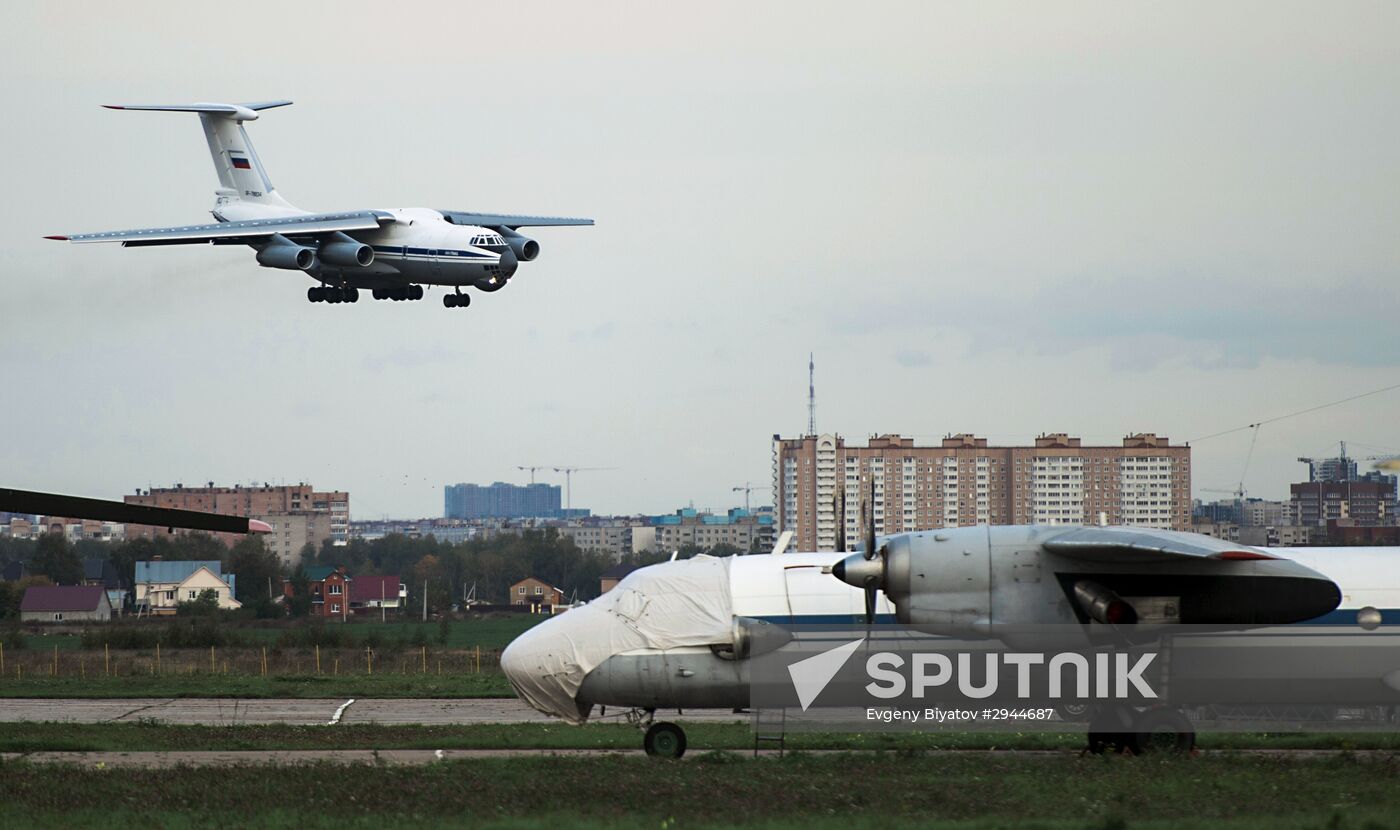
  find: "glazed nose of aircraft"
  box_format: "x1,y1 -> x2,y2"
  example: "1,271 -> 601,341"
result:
498,247 -> 518,278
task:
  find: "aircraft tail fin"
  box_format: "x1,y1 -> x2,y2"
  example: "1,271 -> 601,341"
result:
103,101 -> 300,215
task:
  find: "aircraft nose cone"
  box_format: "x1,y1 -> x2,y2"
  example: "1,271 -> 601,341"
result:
498,247 -> 518,278
832,553 -> 883,589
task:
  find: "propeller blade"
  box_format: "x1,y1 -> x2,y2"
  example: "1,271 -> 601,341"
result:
863,477 -> 876,560
864,577 -> 878,625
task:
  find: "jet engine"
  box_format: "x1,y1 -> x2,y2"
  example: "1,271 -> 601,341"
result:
500,228 -> 540,261
255,235 -> 316,271
317,233 -> 374,267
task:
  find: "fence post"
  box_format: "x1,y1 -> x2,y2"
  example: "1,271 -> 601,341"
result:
105,643 -> 110,677
316,644 -> 321,674
261,647 -> 268,677
53,644 -> 58,677
210,646 -> 215,674
156,643 -> 161,675
421,645 -> 426,674
1,640 -> 5,675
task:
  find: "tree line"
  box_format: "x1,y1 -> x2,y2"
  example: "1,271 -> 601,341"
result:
0,528 -> 718,618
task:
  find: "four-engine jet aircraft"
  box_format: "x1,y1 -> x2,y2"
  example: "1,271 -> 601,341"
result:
500,522 -> 1399,758
46,101 -> 592,308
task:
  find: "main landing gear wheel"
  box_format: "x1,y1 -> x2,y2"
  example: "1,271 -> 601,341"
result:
643,722 -> 686,758
1085,707 -> 1195,755
308,286 -> 358,303
1132,708 -> 1196,755
377,285 -> 425,302
444,293 -> 471,308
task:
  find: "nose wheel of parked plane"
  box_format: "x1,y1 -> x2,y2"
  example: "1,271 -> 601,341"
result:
371,286 -> 425,302
308,286 -> 358,303
642,722 -> 686,758
443,291 -> 471,309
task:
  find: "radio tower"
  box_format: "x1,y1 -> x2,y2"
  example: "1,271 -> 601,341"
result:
807,352 -> 816,436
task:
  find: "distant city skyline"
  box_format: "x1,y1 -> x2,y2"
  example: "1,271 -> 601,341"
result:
2,3 -> 1397,519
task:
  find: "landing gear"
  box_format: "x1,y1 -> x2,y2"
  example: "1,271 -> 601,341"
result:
444,291 -> 471,309
1085,706 -> 1195,755
308,286 -> 358,303
372,285 -> 424,301
643,722 -> 687,758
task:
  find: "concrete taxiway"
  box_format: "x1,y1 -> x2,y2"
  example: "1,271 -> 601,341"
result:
0,698 -> 746,726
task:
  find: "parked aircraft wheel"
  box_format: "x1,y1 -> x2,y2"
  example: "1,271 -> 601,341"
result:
643,722 -> 686,759
1132,708 -> 1195,755
1086,707 -> 1136,754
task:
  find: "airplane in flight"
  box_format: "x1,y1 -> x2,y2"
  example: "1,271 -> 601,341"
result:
501,516 -> 1397,758
46,101 -> 593,309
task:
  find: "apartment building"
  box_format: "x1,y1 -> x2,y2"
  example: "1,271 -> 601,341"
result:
774,432 -> 1191,550
124,483 -> 349,547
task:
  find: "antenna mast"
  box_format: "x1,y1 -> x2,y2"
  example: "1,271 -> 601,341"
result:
808,352 -> 816,436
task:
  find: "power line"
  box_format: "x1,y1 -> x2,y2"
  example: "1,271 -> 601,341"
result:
1188,381 -> 1400,444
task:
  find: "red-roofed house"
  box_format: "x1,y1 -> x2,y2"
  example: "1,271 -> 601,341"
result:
20,585 -> 113,623
349,575 -> 406,616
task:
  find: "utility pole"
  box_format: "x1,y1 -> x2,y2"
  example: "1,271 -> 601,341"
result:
422,580 -> 428,622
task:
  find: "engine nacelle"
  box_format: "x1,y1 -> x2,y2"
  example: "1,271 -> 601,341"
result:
501,228 -> 540,262
256,237 -> 316,271
318,240 -> 374,267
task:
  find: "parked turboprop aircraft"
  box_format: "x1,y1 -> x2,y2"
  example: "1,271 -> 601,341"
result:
46,101 -> 592,308
501,522 -> 1397,757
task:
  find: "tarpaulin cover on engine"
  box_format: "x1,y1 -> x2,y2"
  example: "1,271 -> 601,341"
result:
500,555 -> 734,723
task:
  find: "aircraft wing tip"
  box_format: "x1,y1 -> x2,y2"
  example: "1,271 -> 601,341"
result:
248,519 -> 274,534
43,235 -> 68,241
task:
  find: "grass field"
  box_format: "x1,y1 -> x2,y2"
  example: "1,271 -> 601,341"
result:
2,753 -> 1399,829
4,721 -> 1400,753
0,670 -> 513,698
18,616 -> 543,653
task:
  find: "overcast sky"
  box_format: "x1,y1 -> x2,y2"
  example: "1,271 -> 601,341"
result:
2,2 -> 1398,519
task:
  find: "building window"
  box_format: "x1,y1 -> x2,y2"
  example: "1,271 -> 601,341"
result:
53,613 -> 64,622
331,604 -> 340,614
188,590 -> 198,600
535,586 -> 543,595
517,587 -> 526,595
329,584 -> 342,595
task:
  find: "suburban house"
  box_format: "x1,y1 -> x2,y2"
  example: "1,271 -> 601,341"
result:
20,585 -> 113,623
282,566 -> 351,619
82,558 -> 128,615
599,563 -> 640,595
510,577 -> 565,608
348,574 -> 406,616
134,560 -> 241,615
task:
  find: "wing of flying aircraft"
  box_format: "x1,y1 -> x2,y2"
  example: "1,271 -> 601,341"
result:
47,210 -> 395,247
0,488 -> 272,535
439,212 -> 594,229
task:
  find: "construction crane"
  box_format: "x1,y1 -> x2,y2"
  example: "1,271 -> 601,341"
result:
731,482 -> 772,511
551,466 -> 618,512
516,465 -> 550,484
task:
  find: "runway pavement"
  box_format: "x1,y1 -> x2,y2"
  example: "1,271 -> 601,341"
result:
0,697 -> 747,726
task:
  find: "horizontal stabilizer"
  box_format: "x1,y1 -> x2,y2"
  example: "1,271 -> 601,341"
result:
103,100 -> 292,117
1043,526 -> 1277,564
48,209 -> 393,246
441,211 -> 594,229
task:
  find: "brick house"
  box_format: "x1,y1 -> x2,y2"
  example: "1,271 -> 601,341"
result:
510,577 -> 564,608
284,566 -> 350,620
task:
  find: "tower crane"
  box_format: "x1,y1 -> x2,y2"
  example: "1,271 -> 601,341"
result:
550,466 -> 618,512
731,482 -> 772,511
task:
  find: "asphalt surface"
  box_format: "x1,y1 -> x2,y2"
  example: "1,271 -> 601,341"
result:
0,697 -> 747,726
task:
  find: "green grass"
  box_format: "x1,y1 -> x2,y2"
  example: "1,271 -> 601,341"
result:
3,721 -> 1400,753
3,754 -> 1400,829
0,670 -> 513,698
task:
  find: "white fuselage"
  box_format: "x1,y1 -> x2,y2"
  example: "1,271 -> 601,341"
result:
501,542 -> 1400,721
218,203 -> 512,288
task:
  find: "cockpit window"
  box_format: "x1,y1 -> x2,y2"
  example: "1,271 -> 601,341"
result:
470,234 -> 506,246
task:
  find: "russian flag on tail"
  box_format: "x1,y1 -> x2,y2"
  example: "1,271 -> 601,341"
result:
229,151 -> 251,170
